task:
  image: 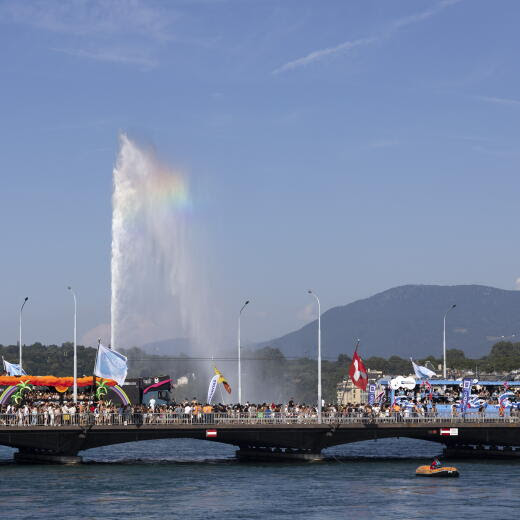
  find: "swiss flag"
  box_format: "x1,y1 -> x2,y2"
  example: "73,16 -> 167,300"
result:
349,350 -> 368,391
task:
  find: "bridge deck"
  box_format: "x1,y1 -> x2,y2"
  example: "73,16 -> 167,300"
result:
1,414 -> 519,459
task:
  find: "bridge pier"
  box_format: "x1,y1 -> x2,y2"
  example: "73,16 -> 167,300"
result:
14,448 -> 82,465
236,447 -> 323,462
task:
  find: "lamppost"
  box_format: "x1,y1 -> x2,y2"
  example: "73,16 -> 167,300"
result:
19,297 -> 29,371
238,300 -> 250,405
68,286 -> 78,403
443,304 -> 456,379
308,290 -> 322,424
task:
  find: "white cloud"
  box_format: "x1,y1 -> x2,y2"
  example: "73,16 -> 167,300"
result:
52,46 -> 158,68
273,0 -> 462,74
390,0 -> 462,31
0,0 -> 179,67
477,96 -> 520,108
0,0 -> 175,41
273,37 -> 376,75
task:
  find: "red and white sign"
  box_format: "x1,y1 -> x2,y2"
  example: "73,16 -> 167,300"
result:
206,429 -> 217,438
440,428 -> 459,436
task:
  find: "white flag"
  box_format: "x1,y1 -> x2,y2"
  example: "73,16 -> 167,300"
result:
2,358 -> 26,376
207,374 -> 219,404
94,344 -> 128,385
411,359 -> 436,379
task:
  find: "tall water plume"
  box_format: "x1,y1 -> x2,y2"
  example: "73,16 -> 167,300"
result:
111,134 -> 208,350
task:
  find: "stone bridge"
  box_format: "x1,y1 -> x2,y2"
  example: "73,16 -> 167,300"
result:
1,414 -> 520,463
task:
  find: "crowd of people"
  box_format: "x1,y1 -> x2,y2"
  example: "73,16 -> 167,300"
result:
0,386 -> 520,426
0,385 -> 519,427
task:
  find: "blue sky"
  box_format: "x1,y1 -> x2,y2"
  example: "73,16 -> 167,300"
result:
0,0 -> 519,349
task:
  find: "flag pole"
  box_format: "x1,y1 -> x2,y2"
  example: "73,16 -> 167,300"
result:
307,290 -> 322,424
19,297 -> 29,371
93,338 -> 101,403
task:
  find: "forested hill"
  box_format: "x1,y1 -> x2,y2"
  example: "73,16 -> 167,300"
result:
260,285 -> 520,359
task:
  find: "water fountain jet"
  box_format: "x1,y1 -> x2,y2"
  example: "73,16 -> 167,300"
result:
111,134 -> 197,350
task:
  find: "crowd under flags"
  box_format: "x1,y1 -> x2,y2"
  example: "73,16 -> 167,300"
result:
410,358 -> 436,379
2,358 -> 26,377
94,343 -> 128,386
349,341 -> 368,391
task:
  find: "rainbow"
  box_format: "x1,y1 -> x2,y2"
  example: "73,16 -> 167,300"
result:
116,134 -> 191,219
111,385 -> 131,406
151,168 -> 191,212
0,386 -> 19,405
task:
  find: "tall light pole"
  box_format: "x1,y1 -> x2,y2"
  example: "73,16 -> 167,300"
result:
68,286 -> 78,403
238,300 -> 250,405
443,304 -> 456,379
19,297 -> 29,371
308,290 -> 322,424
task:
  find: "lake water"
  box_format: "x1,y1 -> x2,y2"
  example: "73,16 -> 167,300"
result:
0,438 -> 519,519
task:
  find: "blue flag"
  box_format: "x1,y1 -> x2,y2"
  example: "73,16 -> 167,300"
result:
2,358 -> 26,376
94,344 -> 128,385
411,358 -> 436,379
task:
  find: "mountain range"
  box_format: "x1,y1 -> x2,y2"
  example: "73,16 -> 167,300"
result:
258,284 -> 520,360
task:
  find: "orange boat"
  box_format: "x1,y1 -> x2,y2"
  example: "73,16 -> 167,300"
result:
416,465 -> 459,477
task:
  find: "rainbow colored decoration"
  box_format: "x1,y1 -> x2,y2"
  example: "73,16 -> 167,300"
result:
0,384 -> 131,406
109,385 -> 131,406
0,376 -> 117,388
0,385 -> 20,404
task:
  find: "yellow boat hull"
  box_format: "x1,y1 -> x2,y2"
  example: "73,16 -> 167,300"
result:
416,465 -> 459,477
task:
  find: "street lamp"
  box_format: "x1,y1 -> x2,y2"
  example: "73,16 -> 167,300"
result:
19,297 -> 29,371
443,304 -> 456,379
238,300 -> 250,405
68,286 -> 78,403
308,290 -> 322,424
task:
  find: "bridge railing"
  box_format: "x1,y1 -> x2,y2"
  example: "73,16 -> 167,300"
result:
0,412 -> 519,427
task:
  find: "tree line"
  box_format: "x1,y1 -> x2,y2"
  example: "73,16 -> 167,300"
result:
1,341 -> 519,403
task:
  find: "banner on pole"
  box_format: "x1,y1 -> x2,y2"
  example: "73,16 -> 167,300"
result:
207,374 -> 219,404
368,384 -> 376,405
460,378 -> 472,413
